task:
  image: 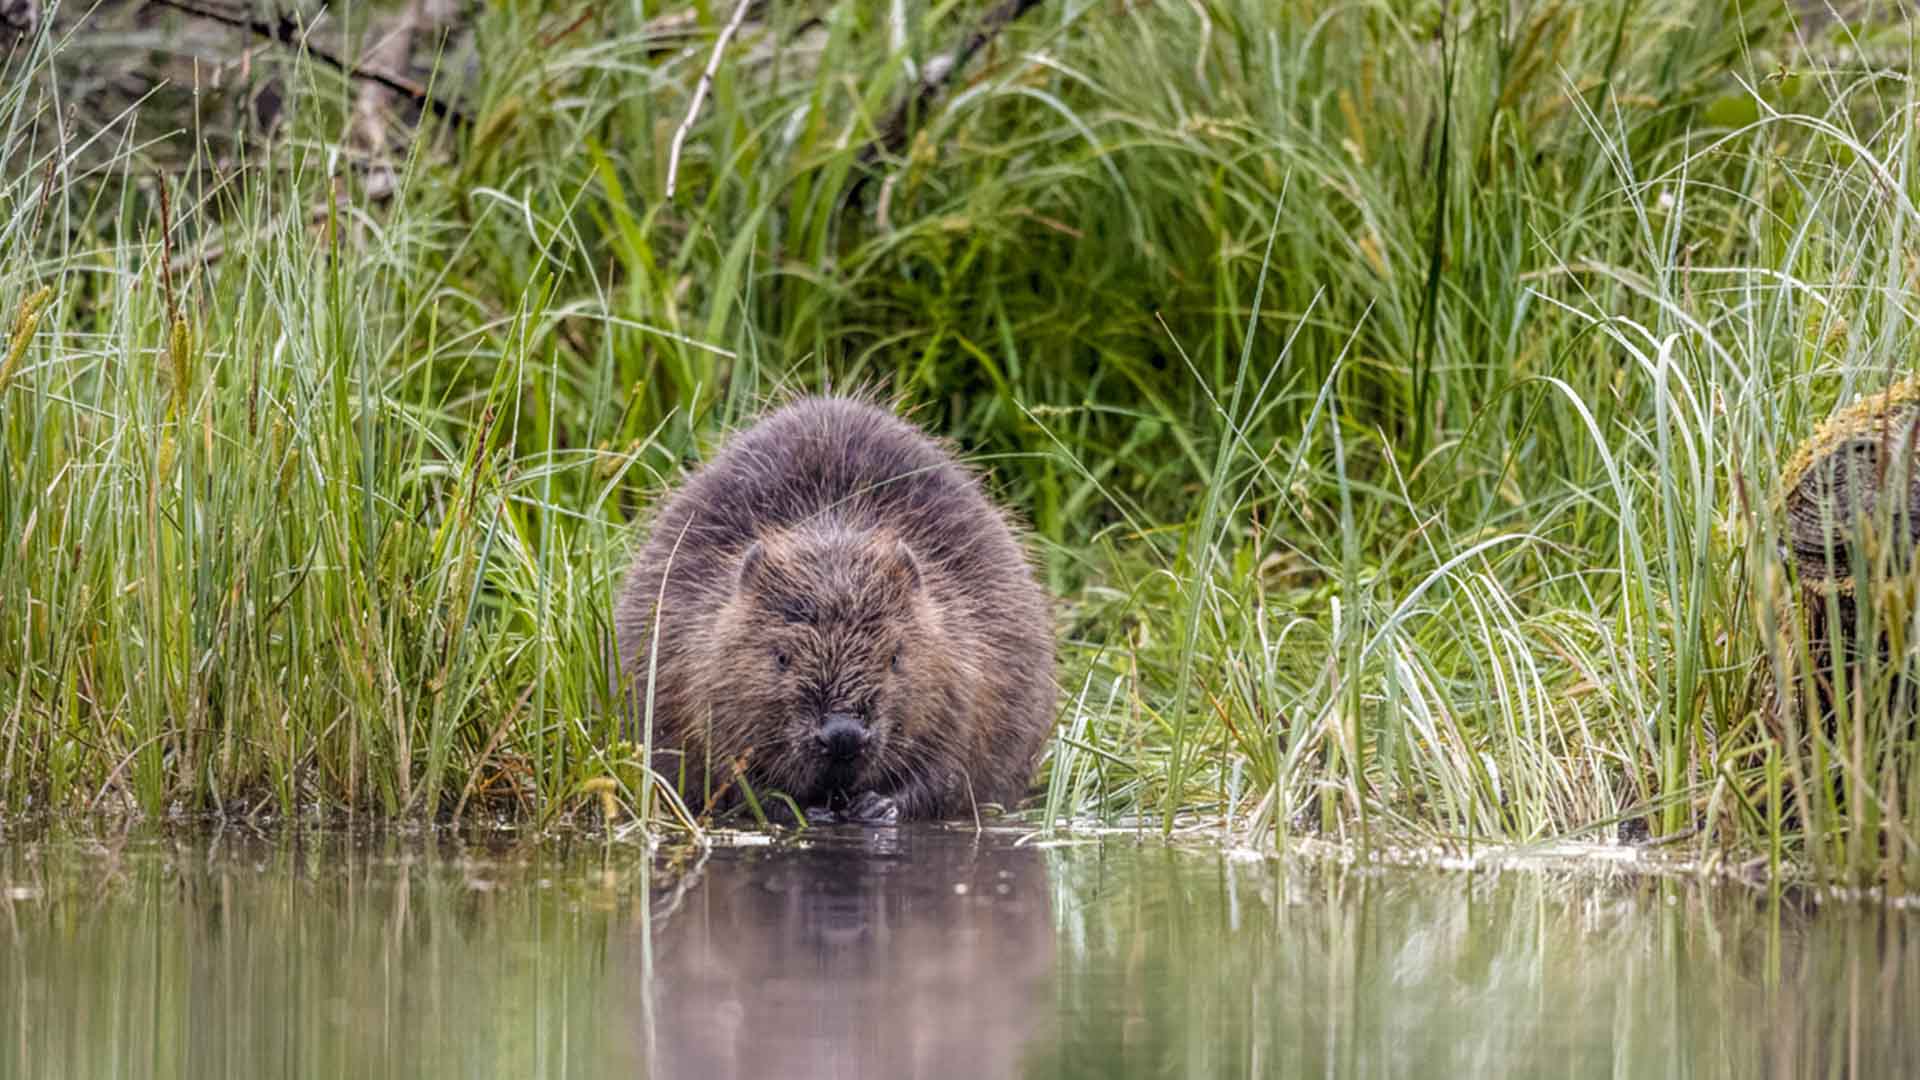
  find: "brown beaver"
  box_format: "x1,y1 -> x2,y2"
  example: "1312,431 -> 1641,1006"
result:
614,396 -> 1055,823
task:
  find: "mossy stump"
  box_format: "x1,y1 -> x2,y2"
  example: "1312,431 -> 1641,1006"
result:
1774,373 -> 1920,734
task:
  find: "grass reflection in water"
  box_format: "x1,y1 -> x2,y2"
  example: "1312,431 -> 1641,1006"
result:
1,827 -> 1914,1078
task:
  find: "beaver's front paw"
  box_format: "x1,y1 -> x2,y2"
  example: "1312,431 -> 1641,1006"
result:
846,791 -> 900,824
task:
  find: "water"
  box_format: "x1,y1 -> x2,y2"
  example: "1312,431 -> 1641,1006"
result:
1,825 -> 1915,1078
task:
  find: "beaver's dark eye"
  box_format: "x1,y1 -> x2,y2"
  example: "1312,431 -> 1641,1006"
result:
889,649 -> 902,673
775,650 -> 791,671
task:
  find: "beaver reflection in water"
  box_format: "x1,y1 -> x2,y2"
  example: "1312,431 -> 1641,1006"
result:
638,831 -> 1054,1077
614,397 -> 1055,823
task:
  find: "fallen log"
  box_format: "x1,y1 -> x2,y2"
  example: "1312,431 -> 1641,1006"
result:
1776,372 -> 1920,731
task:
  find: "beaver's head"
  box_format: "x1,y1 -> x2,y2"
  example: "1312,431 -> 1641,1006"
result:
708,523 -> 956,809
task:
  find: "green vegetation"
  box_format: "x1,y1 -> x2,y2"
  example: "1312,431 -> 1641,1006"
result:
2,1 -> 1917,887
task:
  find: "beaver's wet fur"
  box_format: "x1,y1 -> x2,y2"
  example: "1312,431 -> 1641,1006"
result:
614,396 -> 1055,823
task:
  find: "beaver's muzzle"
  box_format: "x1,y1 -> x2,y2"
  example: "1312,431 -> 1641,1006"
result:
817,712 -> 871,761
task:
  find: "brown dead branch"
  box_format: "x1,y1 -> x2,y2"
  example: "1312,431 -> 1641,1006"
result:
663,0 -> 755,199
149,0 -> 473,129
843,0 -> 1047,211
861,0 -> 1047,166
351,0 -> 461,154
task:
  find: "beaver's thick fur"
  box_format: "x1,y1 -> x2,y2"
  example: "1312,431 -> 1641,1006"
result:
614,397 -> 1055,822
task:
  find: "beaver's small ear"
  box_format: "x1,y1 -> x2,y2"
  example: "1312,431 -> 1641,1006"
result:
885,538 -> 923,593
737,540 -> 771,594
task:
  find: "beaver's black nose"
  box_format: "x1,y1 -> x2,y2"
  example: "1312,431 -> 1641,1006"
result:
817,712 -> 870,760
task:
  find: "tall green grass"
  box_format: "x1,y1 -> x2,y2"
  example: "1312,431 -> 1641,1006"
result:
2,0 -> 1917,886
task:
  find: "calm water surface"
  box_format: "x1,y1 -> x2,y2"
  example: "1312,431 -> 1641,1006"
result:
1,825 -> 1915,1078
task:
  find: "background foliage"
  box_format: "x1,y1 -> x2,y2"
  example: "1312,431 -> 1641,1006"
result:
2,0 -> 1916,885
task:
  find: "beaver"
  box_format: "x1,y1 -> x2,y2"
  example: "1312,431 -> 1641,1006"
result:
613,396 -> 1056,823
